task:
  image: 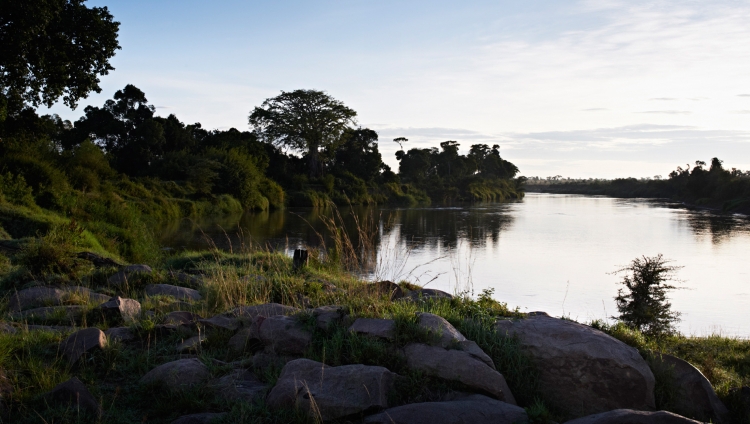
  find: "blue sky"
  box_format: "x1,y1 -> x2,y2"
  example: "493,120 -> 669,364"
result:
45,0 -> 750,178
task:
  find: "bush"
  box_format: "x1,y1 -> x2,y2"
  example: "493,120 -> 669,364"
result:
612,254 -> 682,336
17,221 -> 91,279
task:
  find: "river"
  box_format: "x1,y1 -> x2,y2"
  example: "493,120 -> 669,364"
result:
159,193 -> 750,337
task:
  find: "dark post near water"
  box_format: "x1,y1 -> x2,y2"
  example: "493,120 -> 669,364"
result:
293,249 -> 308,269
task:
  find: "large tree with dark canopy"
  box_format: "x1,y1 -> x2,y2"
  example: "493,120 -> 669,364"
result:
0,0 -> 120,118
249,89 -> 357,178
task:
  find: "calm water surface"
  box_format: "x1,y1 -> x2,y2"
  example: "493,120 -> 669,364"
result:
160,193 -> 750,337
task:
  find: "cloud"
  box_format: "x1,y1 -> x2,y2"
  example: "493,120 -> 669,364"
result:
739,94 -> 750,97
650,97 -> 677,101
154,106 -> 171,109
731,110 -> 750,114
636,110 -> 692,114
582,108 -> 608,111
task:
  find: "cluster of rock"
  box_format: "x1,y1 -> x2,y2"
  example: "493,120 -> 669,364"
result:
1,264 -> 743,423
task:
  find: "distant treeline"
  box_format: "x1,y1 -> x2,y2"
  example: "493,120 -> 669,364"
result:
526,159 -> 750,214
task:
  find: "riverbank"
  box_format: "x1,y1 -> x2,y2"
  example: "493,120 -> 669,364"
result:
0,241 -> 748,423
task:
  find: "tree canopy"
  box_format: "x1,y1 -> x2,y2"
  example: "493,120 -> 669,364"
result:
249,89 -> 357,178
0,0 -> 120,117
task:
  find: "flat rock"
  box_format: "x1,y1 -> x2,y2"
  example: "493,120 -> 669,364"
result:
96,296 -> 141,324
312,305 -> 344,330
496,315 -> 655,417
107,264 -> 153,286
140,358 -> 209,392
364,394 -> 527,424
164,311 -> 202,327
76,251 -> 122,268
404,343 -> 515,404
177,335 -> 207,353
60,328 -> 107,365
228,325 -> 262,354
267,358 -> 396,421
105,326 -> 135,342
259,315 -> 312,355
349,318 -> 395,340
171,412 -> 227,424
227,303 -> 299,319
417,312 -> 495,369
44,377 -> 100,416
199,315 -> 240,332
168,271 -> 205,287
12,305 -> 84,322
208,369 -> 268,403
145,284 -> 202,301
404,288 -> 453,301
367,281 -> 404,300
650,353 -> 730,423
564,409 -> 702,424
8,286 -> 65,312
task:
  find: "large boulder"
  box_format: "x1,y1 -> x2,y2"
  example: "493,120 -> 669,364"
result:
259,315 -> 312,355
8,286 -> 64,312
349,318 -> 395,340
564,409 -> 701,424
496,315 -> 655,417
59,328 -> 107,365
96,296 -> 141,324
108,264 -> 153,286
200,315 -> 240,332
364,394 -> 527,424
417,313 -> 495,369
140,358 -> 210,392
267,358 -> 396,420
44,377 -> 101,416
404,343 -> 515,404
649,353 -> 730,423
207,369 -> 268,403
11,305 -> 84,322
105,326 -> 135,342
312,305 -> 345,329
145,284 -> 202,301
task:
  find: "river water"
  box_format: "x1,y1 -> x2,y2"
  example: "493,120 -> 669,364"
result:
160,193 -> 750,337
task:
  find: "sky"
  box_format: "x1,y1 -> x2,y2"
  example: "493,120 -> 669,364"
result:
44,0 -> 750,178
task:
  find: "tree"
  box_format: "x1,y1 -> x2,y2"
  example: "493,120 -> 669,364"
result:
0,0 -> 120,117
613,254 -> 682,336
249,89 -> 357,178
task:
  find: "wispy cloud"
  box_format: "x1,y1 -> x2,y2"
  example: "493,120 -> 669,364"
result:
650,97 -> 677,101
739,94 -> 750,97
582,108 -> 608,111
731,110 -> 750,114
636,110 -> 692,114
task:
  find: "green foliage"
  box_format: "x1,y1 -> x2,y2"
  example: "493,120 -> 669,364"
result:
0,172 -> 35,207
613,254 -> 682,336
17,221 -> 92,280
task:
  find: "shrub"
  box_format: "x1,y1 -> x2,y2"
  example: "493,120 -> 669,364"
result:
18,221 -> 91,279
612,254 -> 682,336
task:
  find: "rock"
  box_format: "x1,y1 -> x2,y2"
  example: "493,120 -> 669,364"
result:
107,264 -> 153,286
227,303 -> 299,319
60,328 -> 107,365
404,288 -> 453,301
44,377 -> 100,416
208,369 -> 268,402
145,284 -> 202,301
267,358 -> 396,420
105,326 -> 135,342
228,326 -> 262,354
417,312 -> 495,369
66,286 -> 111,305
650,353 -> 730,423
0,323 -> 16,334
76,251 -> 121,268
496,315 -> 655,417
312,305 -> 344,330
564,409 -> 702,424
140,358 -> 209,392
96,296 -> 141,324
252,352 -> 293,369
168,271 -> 205,287
259,315 -> 312,355
349,318 -> 395,340
164,311 -> 202,328
367,281 -> 404,300
404,343 -> 515,404
8,286 -> 64,312
12,305 -> 84,322
364,394 -> 527,424
171,412 -> 227,424
24,324 -> 75,332
177,335 -> 206,353
199,315 -> 240,332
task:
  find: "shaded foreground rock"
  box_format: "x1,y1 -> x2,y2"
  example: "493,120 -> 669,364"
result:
404,288 -> 453,301
9,286 -> 64,312
44,377 -> 100,416
108,264 -> 153,285
496,315 -> 655,417
140,358 -> 209,392
349,318 -> 395,340
105,326 -> 135,342
364,394 -> 527,424
171,412 -> 227,424
650,353 -> 729,423
312,305 -> 344,329
96,296 -> 141,323
366,281 -> 404,300
417,312 -> 495,369
145,284 -> 202,301
208,369 -> 268,403
200,315 -> 240,332
564,409 -> 702,424
228,303 -> 299,320
60,328 -> 107,364
11,305 -> 84,321
259,315 -> 312,355
267,358 -> 396,420
404,343 -> 515,404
